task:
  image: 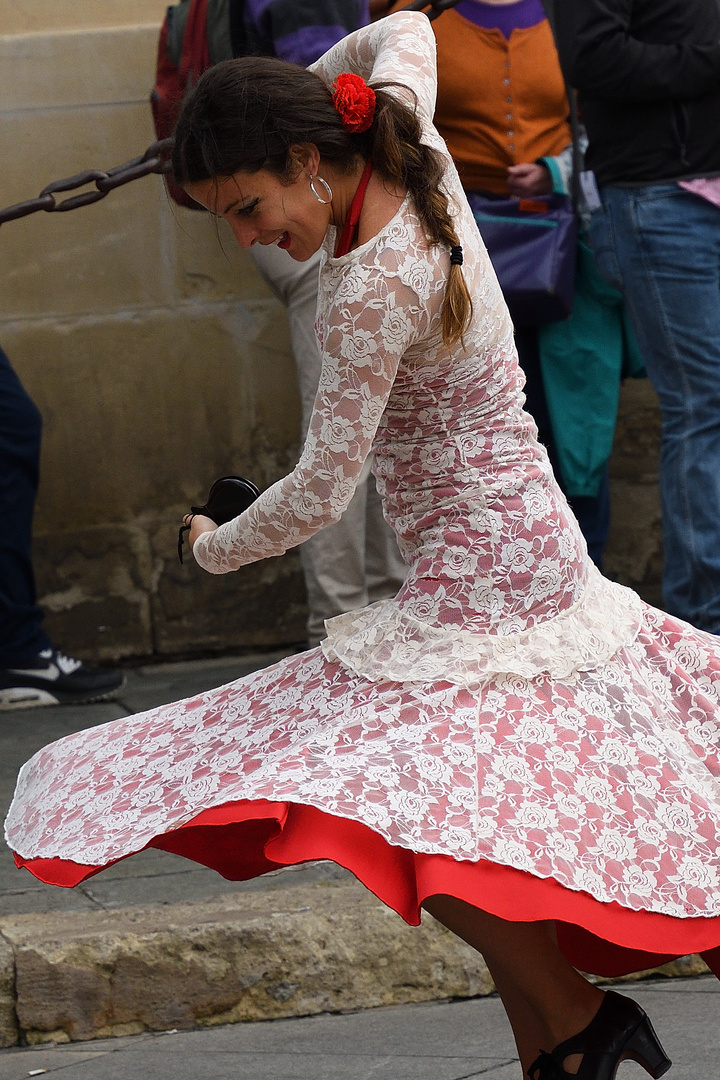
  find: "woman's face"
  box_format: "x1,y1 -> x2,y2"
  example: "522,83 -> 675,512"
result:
185,160 -> 331,262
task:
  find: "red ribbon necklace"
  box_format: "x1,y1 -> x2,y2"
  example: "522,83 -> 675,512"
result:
334,160 -> 373,258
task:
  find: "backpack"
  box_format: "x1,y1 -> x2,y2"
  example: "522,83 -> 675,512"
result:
151,0 -> 240,207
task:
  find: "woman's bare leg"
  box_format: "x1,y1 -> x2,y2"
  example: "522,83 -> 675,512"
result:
423,894 -> 604,1076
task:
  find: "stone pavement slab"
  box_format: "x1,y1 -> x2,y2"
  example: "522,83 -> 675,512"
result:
1,650 -> 353,918
0,979 -> 717,1080
0,881 -> 494,1047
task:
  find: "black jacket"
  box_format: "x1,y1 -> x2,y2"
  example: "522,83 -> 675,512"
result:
553,0 -> 720,186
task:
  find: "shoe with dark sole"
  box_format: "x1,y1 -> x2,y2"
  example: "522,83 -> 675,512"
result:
527,990 -> 672,1080
0,648 -> 126,710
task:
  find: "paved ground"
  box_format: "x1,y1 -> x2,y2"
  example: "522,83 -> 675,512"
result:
1,650 -> 353,917
0,977 -> 717,1080
2,656 -> 718,1078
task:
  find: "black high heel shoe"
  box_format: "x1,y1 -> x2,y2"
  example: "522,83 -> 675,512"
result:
178,475 -> 260,563
527,990 -> 672,1080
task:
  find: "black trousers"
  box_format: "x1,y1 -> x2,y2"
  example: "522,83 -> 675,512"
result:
515,327 -> 610,571
0,346 -> 51,664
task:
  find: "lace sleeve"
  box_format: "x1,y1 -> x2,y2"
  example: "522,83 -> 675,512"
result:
192,251 -> 426,574
309,11 -> 437,129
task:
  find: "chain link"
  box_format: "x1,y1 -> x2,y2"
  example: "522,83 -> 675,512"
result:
0,138 -> 175,227
0,0 -> 461,229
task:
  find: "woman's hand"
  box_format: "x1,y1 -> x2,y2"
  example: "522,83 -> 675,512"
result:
183,513 -> 218,552
507,163 -> 553,198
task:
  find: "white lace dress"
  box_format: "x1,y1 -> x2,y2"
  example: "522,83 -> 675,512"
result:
6,13 -> 720,976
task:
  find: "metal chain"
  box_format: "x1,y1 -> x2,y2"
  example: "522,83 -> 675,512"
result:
0,0 -> 461,229
0,138 -> 174,228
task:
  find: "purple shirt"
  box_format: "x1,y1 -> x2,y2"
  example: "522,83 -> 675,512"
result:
242,0 -> 371,68
679,177 -> 720,210
454,0 -> 545,37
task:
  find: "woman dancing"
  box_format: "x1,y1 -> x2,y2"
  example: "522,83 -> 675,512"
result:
7,12 -> 720,1078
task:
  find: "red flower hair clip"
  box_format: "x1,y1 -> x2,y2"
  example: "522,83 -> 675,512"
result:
332,73 -> 377,134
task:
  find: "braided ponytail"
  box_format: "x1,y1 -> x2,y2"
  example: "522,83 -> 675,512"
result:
369,87 -> 473,347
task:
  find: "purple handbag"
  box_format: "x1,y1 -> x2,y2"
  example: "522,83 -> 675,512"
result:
467,192 -> 578,327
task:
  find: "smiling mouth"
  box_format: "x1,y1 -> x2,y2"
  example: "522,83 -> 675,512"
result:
276,232 -> 291,249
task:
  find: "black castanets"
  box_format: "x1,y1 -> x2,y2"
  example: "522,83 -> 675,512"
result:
178,475 -> 260,563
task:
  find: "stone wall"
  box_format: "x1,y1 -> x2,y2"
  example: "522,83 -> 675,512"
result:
605,379 -> 663,609
0,1 -> 307,662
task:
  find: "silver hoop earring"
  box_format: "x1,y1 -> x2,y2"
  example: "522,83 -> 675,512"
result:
309,174 -> 333,205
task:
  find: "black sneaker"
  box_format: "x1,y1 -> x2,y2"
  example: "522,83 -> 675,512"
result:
0,648 -> 126,710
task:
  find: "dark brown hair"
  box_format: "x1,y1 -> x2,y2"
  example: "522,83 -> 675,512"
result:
173,57 -> 472,346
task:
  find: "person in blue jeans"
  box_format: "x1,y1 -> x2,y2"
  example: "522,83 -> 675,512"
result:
0,345 -> 124,708
554,0 -> 720,634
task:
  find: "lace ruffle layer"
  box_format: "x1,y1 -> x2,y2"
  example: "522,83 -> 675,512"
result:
322,567 -> 645,686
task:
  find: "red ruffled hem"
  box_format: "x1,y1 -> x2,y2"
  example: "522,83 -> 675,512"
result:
14,798 -> 720,978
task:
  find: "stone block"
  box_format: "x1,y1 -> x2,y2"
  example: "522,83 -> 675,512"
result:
604,379 -> 663,604
0,107 -> 172,320
1,883 -> 494,1045
0,24 -> 161,112
0,1 -> 168,35
0,885 -> 710,1048
152,519 -> 307,655
10,291 -> 308,657
3,300 -> 299,529
594,952 -> 710,986
0,139 -> 268,322
604,480 -> 663,590
609,380 -> 662,487
0,933 -> 18,1048
31,512 -> 306,662
1,284 -> 304,659
171,212 -> 276,304
32,523 -> 153,661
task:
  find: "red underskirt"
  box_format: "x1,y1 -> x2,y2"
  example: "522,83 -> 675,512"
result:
15,798 -> 720,977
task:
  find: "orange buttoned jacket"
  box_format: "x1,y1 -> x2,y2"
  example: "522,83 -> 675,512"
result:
430,11 -> 571,195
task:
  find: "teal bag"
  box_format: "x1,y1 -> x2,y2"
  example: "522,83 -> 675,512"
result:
538,240 -> 644,498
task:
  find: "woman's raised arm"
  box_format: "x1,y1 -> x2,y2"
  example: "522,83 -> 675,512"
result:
310,11 -> 438,131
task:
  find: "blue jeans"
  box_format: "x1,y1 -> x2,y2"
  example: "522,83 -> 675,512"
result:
0,346 -> 51,663
589,183 -> 720,632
